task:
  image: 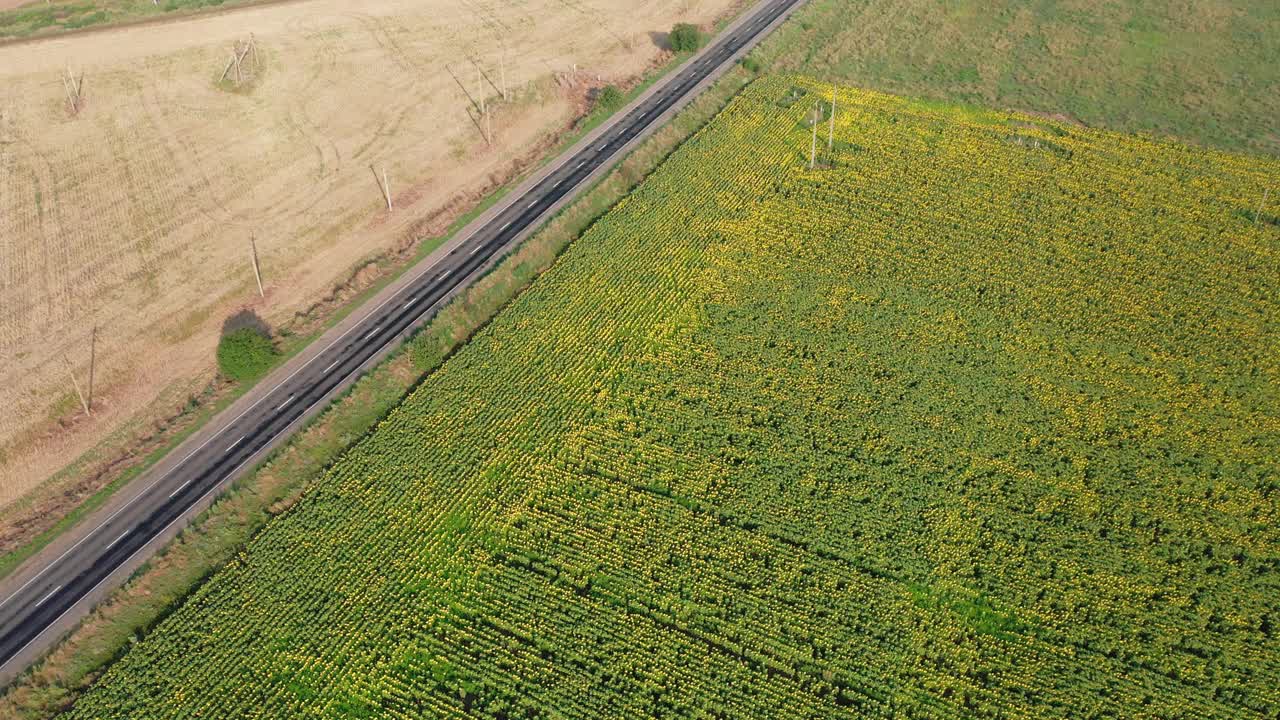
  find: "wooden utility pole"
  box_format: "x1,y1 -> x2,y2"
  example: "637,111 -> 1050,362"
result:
221,39 -> 253,87
1256,188 -> 1271,227
499,41 -> 508,101
61,72 -> 76,113
249,235 -> 264,297
485,107 -> 492,146
372,165 -> 392,211
368,166 -> 391,211
809,103 -> 818,170
827,85 -> 836,151
66,361 -> 90,417
221,51 -> 237,83
87,325 -> 97,413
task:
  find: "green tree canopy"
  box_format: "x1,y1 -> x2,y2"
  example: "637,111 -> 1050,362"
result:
217,311 -> 278,382
668,23 -> 704,53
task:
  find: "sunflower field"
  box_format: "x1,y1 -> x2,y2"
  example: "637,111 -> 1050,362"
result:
63,75 -> 1280,719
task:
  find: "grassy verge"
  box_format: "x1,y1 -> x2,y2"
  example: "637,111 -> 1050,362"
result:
0,53 -> 757,720
0,0 -> 272,41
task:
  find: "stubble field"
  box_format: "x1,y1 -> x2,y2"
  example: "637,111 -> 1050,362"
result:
0,0 -> 737,514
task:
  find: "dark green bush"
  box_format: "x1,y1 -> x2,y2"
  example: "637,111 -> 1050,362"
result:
595,85 -> 624,113
668,23 -> 704,53
217,317 -> 278,383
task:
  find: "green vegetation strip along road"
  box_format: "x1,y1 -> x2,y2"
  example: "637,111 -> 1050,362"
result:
63,75 -> 1280,718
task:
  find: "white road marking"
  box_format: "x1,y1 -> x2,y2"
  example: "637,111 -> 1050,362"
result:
552,178 -> 562,189
469,245 -> 481,255
576,160 -> 585,169
362,327 -> 380,341
501,220 -> 512,230
403,297 -> 417,310
168,478 -> 192,499
34,586 -> 61,608
439,270 -> 452,280
278,394 -> 295,410
527,201 -> 537,210
323,358 -> 341,374
224,436 -> 244,453
106,530 -> 130,550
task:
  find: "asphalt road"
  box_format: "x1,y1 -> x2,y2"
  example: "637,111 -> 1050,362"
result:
0,0 -> 804,682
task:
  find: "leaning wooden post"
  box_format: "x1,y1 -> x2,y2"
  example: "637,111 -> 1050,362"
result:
87,325 -> 97,413
809,103 -> 818,169
66,361 -> 90,417
62,67 -> 81,114
485,107 -> 492,146
827,84 -> 836,151
1256,188 -> 1271,227
477,62 -> 485,115
61,72 -> 76,113
250,235 -> 265,297
371,165 -> 392,211
500,42 -> 508,101
220,52 -> 237,83
71,69 -> 83,111
234,44 -> 243,85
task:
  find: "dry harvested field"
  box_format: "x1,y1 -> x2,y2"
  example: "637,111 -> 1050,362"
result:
0,0 -> 737,516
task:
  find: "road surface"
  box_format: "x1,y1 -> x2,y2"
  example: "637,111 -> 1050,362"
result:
0,0 -> 806,684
